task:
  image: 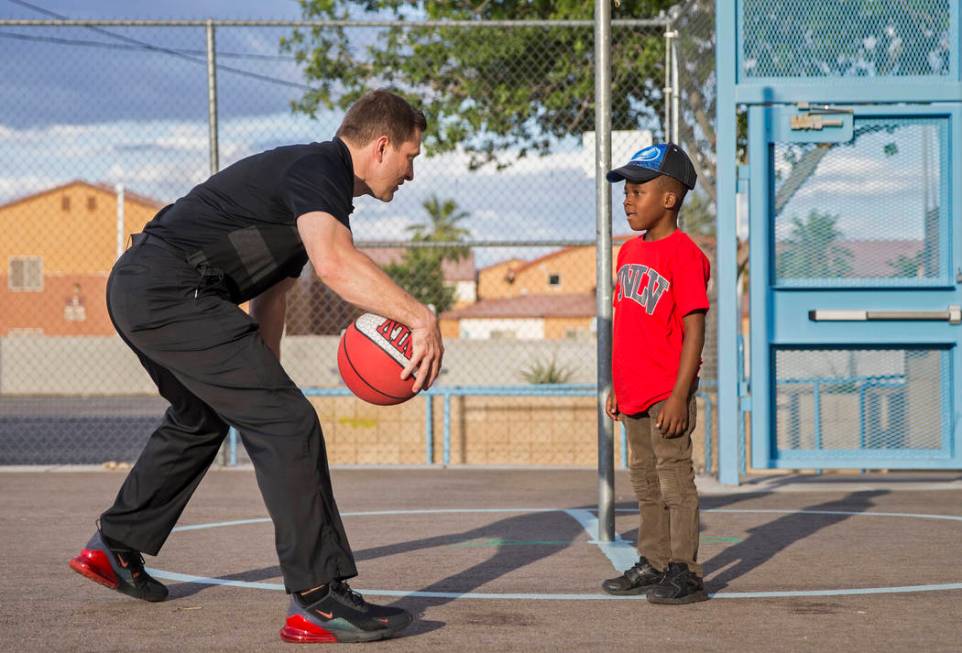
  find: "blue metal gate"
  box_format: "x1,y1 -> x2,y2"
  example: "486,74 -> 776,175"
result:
750,104 -> 962,469
717,1 -> 962,477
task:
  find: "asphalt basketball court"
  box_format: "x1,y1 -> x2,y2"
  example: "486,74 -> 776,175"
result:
2,466 -> 961,652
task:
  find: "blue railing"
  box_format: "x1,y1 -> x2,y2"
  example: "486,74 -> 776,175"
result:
777,375 -> 906,453
225,382 -> 719,469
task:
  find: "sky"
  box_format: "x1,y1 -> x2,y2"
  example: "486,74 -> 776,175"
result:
0,0 -> 941,267
0,0 -> 646,269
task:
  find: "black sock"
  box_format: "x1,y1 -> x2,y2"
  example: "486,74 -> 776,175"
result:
295,584 -> 329,606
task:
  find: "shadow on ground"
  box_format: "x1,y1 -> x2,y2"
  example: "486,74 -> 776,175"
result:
617,490 -> 889,591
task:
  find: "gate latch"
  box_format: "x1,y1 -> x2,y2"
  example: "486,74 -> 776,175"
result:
791,102 -> 853,131
809,306 -> 962,324
790,114 -> 844,130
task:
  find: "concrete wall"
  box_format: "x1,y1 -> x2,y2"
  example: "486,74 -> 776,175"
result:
251,393 -> 713,470
0,334 -> 602,393
0,334 -> 714,469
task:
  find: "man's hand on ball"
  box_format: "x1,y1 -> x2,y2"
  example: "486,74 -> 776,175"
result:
403,309 -> 444,392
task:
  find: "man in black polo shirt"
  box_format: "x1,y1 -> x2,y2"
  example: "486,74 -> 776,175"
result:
69,90 -> 442,644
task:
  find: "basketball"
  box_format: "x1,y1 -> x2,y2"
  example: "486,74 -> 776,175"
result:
337,313 -> 418,405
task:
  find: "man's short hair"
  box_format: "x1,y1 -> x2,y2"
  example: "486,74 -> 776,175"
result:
336,89 -> 427,148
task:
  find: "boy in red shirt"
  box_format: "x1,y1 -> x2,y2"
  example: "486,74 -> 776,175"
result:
601,143 -> 710,604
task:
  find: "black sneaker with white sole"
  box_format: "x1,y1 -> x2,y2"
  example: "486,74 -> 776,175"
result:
280,580 -> 413,644
646,562 -> 708,604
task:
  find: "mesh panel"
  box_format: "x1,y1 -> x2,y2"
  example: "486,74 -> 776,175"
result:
775,348 -> 947,451
741,0 -> 953,79
774,117 -> 945,286
0,21 -> 719,468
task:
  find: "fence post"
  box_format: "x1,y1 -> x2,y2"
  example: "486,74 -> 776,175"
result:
205,19 -> 219,176
115,183 -> 125,260
425,394 -> 434,465
702,392 -> 713,473
594,0 -> 614,543
715,1 -> 740,484
443,391 -> 452,466
663,21 -> 672,140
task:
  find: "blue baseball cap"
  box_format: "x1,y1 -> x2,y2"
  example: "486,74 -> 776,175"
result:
606,143 -> 697,190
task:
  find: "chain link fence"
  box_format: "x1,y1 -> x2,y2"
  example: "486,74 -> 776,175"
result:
0,15 -> 719,470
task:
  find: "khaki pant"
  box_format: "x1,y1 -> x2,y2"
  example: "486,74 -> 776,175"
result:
624,391 -> 702,577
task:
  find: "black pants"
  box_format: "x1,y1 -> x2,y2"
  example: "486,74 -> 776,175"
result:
99,236 -> 357,592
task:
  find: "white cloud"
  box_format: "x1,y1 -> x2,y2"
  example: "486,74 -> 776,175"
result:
1,110 -> 607,261
0,175 -> 61,204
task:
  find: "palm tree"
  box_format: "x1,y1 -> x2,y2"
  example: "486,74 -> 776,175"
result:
407,195 -> 472,262
776,210 -> 853,280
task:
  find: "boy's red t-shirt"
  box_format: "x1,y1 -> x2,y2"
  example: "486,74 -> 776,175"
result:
612,229 -> 711,414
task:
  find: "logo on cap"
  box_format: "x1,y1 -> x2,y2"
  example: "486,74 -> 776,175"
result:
629,145 -> 665,166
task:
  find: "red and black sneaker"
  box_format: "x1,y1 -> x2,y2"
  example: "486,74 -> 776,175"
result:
68,531 -> 168,602
280,580 -> 413,644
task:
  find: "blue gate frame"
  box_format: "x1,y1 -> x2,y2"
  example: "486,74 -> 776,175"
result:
749,104 -> 962,469
716,1 -> 962,482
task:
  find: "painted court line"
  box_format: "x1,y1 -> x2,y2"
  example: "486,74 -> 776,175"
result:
153,507 -> 962,600
145,568 -> 962,601
172,507 -> 962,533
171,508 -> 559,533
563,508 -> 638,573
702,508 -> 962,522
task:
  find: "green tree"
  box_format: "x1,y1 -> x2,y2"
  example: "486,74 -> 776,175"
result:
741,0 -> 949,79
408,194 -> 472,262
776,210 -> 853,279
679,190 -> 714,239
383,247 -> 457,313
672,0 -> 946,249
283,0 -> 675,169
888,252 -> 923,279
382,196 -> 472,313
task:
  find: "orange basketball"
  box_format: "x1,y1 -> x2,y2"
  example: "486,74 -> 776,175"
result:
337,313 -> 417,405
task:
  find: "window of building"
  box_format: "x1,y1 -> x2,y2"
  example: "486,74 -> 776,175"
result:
86,195 -> 97,211
8,257 -> 43,292
64,283 -> 86,321
61,195 -> 71,212
548,273 -> 561,286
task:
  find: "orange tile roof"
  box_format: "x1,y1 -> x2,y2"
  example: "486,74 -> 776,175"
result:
0,179 -> 164,212
442,293 -> 595,320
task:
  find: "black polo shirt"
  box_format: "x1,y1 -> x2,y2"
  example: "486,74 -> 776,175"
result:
144,137 -> 355,303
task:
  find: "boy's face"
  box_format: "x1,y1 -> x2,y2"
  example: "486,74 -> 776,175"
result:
622,179 -> 667,231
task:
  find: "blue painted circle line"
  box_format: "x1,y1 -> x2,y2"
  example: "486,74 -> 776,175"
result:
147,507 -> 962,600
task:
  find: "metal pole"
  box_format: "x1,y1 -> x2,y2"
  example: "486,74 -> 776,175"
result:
671,31 -> 680,143
443,392 -> 451,466
207,19 -> 228,464
205,19 -> 219,176
114,183 -> 125,260
663,23 -> 672,141
595,0 -> 614,543
716,0 -> 740,484
425,395 -> 434,464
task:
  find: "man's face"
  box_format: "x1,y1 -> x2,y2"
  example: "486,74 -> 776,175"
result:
622,179 -> 665,231
368,130 -> 422,202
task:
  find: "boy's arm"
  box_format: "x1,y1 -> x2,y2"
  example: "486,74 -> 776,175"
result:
655,310 -> 706,437
605,306 -> 621,421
